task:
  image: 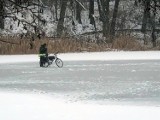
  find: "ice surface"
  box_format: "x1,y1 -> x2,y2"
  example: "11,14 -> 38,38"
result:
1,91 -> 160,120
0,51 -> 160,120
1,60 -> 160,105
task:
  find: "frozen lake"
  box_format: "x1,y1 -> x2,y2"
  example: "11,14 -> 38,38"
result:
1,60 -> 160,106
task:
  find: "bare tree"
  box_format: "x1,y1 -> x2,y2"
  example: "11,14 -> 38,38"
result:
55,0 -> 59,21
0,0 -> 46,34
139,0 -> 160,47
150,0 -> 157,47
57,0 -> 68,37
89,0 -> 94,24
0,0 -> 5,29
141,0 -> 151,33
110,0 -> 120,39
76,0 -> 82,24
97,0 -> 110,38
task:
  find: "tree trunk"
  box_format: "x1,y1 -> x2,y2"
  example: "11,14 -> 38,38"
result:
89,0 -> 94,25
0,0 -> 4,29
0,16 -> 4,29
57,0 -> 68,37
110,0 -> 120,39
99,0 -> 110,38
141,0 -> 151,33
104,0 -> 110,37
97,0 -> 102,21
55,0 -> 58,21
141,0 -> 151,45
76,1 -> 82,24
150,0 -> 157,47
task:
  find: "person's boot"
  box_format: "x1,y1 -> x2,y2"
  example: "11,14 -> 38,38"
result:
40,61 -> 43,67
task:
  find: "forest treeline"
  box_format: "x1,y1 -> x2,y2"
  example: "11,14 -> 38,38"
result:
0,0 -> 160,50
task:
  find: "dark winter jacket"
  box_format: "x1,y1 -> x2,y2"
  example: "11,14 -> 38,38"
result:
39,44 -> 48,57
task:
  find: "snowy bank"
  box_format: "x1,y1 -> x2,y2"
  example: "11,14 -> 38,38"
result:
0,51 -> 160,64
0,91 -> 160,120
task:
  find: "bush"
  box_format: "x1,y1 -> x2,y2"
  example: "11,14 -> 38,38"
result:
112,36 -> 144,51
0,37 -> 110,54
0,35 -> 153,55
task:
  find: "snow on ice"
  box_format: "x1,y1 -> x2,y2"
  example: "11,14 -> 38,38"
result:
0,51 -> 160,120
1,51 -> 160,63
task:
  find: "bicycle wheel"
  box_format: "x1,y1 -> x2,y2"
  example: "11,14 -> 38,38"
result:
55,58 -> 63,68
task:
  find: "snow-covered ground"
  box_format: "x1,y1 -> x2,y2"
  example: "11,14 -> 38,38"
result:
1,51 -> 160,63
0,51 -> 160,120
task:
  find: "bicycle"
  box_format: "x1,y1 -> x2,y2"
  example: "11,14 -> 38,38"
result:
43,52 -> 63,68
